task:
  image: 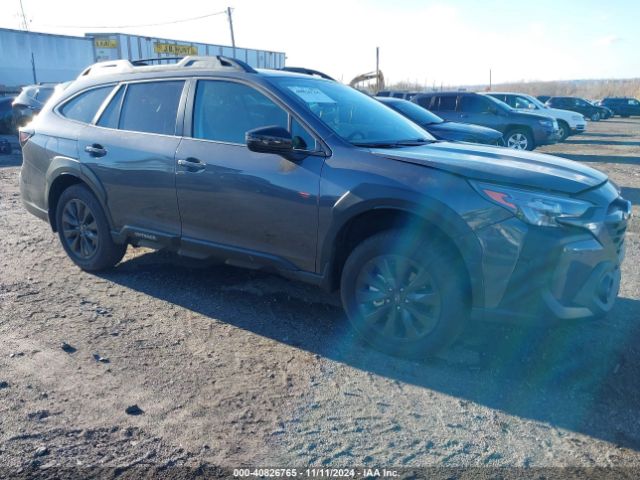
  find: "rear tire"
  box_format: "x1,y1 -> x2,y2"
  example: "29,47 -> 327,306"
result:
590,112 -> 600,121
505,128 -> 534,151
340,231 -> 469,359
55,184 -> 126,271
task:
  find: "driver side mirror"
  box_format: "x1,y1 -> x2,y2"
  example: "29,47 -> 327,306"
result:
246,126 -> 293,156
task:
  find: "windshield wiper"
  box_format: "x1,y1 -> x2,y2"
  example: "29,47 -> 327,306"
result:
353,138 -> 434,148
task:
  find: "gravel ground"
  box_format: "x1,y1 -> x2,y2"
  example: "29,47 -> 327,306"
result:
0,119 -> 639,476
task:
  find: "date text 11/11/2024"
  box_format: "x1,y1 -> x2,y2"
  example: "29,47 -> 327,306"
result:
233,468 -> 400,478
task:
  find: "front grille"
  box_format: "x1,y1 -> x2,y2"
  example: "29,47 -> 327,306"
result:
608,222 -> 627,257
606,197 -> 632,258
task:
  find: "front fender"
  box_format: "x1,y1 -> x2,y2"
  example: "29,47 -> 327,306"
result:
318,184 -> 486,309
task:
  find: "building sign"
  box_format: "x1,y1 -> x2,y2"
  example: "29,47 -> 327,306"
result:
154,43 -> 198,55
94,38 -> 118,49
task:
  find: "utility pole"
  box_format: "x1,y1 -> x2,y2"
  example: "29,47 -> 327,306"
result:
19,0 -> 29,31
31,52 -> 37,83
375,47 -> 380,93
489,68 -> 492,91
227,7 -> 236,58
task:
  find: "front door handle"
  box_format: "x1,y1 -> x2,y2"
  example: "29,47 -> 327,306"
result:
177,157 -> 206,172
85,144 -> 107,157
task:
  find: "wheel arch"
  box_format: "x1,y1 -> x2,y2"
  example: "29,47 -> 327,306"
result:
45,158 -> 111,232
319,193 -> 484,309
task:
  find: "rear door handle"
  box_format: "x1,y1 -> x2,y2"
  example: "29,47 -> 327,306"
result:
85,144 -> 107,157
177,157 -> 206,172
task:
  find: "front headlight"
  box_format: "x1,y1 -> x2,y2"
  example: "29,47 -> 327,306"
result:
572,115 -> 583,121
471,181 -> 594,227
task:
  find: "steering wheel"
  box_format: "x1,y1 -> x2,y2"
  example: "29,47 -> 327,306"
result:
347,131 -> 366,141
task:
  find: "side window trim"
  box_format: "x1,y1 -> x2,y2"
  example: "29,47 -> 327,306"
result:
184,77 -> 324,154
92,83 -> 126,126
55,84 -> 116,125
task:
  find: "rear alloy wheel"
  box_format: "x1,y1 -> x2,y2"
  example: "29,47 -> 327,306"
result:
505,129 -> 533,151
590,112 -> 600,121
341,231 -> 468,358
61,199 -> 100,259
56,184 -> 126,271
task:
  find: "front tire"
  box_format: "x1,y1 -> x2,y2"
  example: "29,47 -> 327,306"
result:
340,231 -> 469,359
505,129 -> 534,151
557,121 -> 570,141
55,184 -> 126,271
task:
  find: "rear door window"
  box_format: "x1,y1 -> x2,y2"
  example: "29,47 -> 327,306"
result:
460,96 -> 490,113
438,95 -> 457,111
60,86 -> 114,124
119,81 -> 184,135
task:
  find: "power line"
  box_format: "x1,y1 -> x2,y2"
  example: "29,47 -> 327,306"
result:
18,0 -> 29,31
38,10 -> 227,29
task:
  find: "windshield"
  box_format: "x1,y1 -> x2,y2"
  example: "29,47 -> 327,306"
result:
269,77 -> 435,146
485,94 -> 513,112
381,99 -> 444,125
526,95 -> 548,109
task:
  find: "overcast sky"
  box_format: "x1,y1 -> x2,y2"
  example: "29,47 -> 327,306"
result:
3,0 -> 639,86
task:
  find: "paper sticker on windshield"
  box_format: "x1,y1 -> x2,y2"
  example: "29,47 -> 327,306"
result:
288,86 -> 336,104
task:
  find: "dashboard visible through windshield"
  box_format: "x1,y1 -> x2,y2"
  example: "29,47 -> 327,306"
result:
270,76 -> 435,146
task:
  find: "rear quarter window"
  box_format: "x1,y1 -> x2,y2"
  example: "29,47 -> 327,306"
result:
60,86 -> 114,124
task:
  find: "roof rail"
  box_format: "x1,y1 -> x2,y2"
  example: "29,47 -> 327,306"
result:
77,55 -> 257,79
131,57 -> 183,66
279,67 -> 335,81
176,55 -> 257,73
78,60 -> 135,78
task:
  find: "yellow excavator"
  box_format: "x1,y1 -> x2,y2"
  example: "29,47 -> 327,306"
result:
349,70 -> 385,93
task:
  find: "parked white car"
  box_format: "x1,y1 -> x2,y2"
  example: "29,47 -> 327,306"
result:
486,92 -> 586,141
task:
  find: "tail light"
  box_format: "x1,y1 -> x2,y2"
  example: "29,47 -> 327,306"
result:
19,130 -> 34,147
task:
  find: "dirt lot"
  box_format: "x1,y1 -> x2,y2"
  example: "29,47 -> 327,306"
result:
0,119 -> 639,477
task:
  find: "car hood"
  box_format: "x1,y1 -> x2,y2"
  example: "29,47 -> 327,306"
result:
429,121 -> 502,139
371,141 -> 607,194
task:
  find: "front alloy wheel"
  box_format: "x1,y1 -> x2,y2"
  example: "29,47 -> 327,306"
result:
341,231 -> 469,358
591,112 -> 600,121
354,254 -> 442,342
506,132 -> 529,150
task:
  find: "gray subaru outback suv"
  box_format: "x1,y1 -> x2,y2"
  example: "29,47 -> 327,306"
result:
19,56 -> 632,358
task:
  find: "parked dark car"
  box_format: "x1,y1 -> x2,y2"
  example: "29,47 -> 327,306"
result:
546,96 -> 608,122
12,84 -> 56,127
19,56 -> 631,358
0,96 -> 16,134
0,138 -> 11,154
412,91 -> 559,150
599,97 -> 640,117
486,92 -> 586,140
589,100 -> 612,119
377,96 -> 503,146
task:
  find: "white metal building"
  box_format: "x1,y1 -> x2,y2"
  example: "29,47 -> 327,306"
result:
0,28 -> 95,88
0,27 -> 286,89
88,32 -> 286,70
